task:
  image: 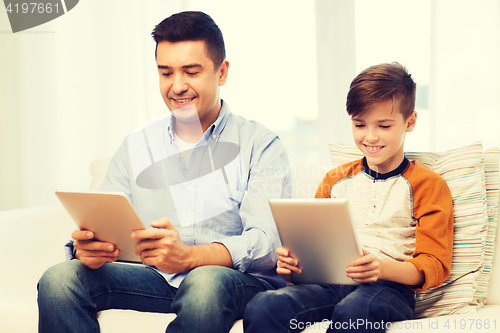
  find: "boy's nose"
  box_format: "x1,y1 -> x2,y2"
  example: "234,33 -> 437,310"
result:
366,129 -> 379,142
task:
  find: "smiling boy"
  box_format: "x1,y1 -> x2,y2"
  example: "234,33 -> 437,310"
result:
244,63 -> 454,332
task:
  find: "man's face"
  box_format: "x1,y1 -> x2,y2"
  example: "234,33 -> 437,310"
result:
156,40 -> 228,130
351,100 -> 416,174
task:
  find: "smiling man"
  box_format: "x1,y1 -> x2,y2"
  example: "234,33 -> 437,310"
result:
37,11 -> 291,333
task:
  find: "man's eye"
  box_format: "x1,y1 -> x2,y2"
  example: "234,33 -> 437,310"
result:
187,72 -> 199,76
162,73 -> 172,77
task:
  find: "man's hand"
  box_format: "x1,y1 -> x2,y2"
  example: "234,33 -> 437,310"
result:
276,247 -> 302,283
72,230 -> 120,269
345,248 -> 381,283
132,217 -> 194,274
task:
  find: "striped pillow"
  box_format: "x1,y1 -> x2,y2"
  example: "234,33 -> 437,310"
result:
475,148 -> 499,305
328,142 -> 498,318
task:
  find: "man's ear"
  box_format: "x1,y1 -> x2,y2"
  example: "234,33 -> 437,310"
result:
406,111 -> 417,132
218,59 -> 229,86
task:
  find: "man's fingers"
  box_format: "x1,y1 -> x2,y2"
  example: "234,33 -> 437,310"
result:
79,254 -> 119,269
150,217 -> 176,230
74,239 -> 116,252
132,228 -> 170,240
72,229 -> 94,240
78,249 -> 119,257
135,239 -> 161,256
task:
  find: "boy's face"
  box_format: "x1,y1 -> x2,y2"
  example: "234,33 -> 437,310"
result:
156,40 -> 229,130
351,100 -> 416,174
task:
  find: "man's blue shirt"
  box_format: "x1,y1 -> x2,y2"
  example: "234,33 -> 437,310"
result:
96,101 -> 291,289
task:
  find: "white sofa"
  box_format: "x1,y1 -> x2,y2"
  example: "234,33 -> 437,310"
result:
1,159 -> 499,333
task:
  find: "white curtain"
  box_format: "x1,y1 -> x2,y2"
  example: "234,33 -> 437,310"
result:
346,0 -> 500,153
0,1 -> 186,210
433,0 -> 500,151
0,0 -> 318,211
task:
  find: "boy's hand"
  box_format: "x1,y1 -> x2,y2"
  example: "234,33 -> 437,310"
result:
276,247 -> 302,283
345,248 -> 381,283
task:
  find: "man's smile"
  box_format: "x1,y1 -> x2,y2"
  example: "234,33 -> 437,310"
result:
172,96 -> 196,105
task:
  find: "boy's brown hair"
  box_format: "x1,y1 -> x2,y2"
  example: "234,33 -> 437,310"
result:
346,62 -> 416,120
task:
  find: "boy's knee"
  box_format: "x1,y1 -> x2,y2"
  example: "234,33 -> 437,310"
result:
245,289 -> 290,318
244,290 -> 296,331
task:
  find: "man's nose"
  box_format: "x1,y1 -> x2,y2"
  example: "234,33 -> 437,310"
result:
172,75 -> 188,95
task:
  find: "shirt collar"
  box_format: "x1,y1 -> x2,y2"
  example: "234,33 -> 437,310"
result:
362,156 -> 410,180
166,99 -> 230,145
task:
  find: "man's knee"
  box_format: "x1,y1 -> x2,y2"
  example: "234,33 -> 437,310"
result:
38,261 -> 82,292
178,266 -> 236,303
38,260 -> 92,309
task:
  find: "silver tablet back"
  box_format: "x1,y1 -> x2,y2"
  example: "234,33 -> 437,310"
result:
270,198 -> 362,285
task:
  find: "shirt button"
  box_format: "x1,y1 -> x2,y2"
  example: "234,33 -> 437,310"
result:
188,186 -> 193,192
212,134 -> 217,140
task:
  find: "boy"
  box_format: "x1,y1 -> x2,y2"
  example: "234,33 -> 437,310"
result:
243,63 -> 454,332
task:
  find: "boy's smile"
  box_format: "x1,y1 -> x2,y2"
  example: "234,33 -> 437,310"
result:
352,100 -> 416,174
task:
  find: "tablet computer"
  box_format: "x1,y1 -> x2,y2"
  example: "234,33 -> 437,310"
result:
269,198 -> 363,285
55,191 -> 146,263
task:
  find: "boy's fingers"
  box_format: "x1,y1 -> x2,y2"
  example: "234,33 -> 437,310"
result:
278,261 -> 302,274
278,255 -> 298,267
276,247 -> 289,256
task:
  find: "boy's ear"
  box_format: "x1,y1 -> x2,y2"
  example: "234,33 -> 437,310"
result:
406,111 -> 417,132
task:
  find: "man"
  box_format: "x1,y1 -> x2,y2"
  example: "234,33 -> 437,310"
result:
38,11 -> 290,333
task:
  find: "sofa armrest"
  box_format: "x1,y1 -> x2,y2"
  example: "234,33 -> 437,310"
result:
0,204 -> 76,297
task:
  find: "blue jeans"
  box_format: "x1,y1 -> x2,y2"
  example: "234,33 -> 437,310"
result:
37,260 -> 267,333
244,280 -> 415,333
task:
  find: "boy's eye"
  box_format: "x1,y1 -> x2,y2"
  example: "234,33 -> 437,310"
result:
380,125 -> 391,129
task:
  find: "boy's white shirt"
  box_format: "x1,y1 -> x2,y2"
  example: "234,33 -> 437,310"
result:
331,167 -> 416,263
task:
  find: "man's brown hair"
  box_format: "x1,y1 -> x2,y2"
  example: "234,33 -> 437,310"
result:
152,11 -> 226,70
346,62 -> 416,119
